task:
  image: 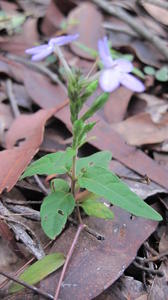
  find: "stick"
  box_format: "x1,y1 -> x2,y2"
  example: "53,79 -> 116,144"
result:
6,78 -> 20,118
54,224 -> 86,300
0,270 -> 54,300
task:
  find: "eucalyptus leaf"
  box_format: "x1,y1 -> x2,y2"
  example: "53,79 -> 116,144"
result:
10,253 -> 65,293
21,148 -> 75,179
78,166 -> 162,221
80,198 -> 114,219
40,191 -> 75,239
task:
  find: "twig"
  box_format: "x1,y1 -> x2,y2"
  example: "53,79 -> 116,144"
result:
6,204 -> 40,221
144,241 -> 159,256
34,175 -> 49,195
54,224 -> 86,300
118,174 -> 150,185
140,0 -> 168,10
0,270 -> 54,300
0,201 -> 44,259
6,78 -> 20,118
103,21 -> 138,37
136,249 -> 168,263
133,261 -> 164,276
92,0 -> 168,59
6,53 -> 67,92
68,216 -> 105,240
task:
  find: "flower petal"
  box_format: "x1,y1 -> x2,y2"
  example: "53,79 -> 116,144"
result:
31,46 -> 53,61
49,34 -> 79,47
25,44 -> 48,55
120,73 -> 145,92
98,37 -> 113,68
99,69 -> 120,92
115,59 -> 133,73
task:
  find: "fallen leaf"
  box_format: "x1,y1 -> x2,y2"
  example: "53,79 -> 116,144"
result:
67,2 -> 104,59
104,87 -> 133,123
112,112 -> 168,146
141,1 -> 168,26
0,107 -> 59,193
41,0 -> 64,36
95,275 -> 147,300
40,206 -> 158,300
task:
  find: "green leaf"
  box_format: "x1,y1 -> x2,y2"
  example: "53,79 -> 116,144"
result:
78,166 -> 162,221
155,67 -> 168,82
80,80 -> 99,108
76,151 -> 112,175
80,198 -> 114,219
144,66 -> 156,76
51,179 -> 69,193
132,67 -> 145,79
10,253 -> 65,293
40,191 -> 75,239
81,93 -> 109,121
74,42 -> 97,58
21,148 -> 75,179
73,119 -> 96,149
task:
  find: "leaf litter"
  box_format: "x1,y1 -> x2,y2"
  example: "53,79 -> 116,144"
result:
0,0 -> 168,299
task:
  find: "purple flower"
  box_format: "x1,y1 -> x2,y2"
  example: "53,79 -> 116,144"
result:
98,37 -> 145,93
25,34 -> 79,62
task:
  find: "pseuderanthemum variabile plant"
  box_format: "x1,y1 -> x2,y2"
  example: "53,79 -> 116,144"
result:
20,33 -> 162,299
98,36 -> 145,93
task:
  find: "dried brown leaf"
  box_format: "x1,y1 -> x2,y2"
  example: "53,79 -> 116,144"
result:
112,112 -> 168,146
67,2 -> 104,59
0,107 -> 58,194
40,207 -> 158,300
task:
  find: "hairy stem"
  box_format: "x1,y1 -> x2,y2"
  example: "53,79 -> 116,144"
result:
54,224 -> 86,300
71,153 -> 83,224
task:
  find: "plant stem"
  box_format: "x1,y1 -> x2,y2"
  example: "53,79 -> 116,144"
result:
54,224 -> 86,300
71,154 -> 76,197
71,152 -> 83,224
54,45 -> 73,80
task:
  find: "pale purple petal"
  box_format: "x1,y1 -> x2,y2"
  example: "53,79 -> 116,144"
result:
25,44 -> 48,55
31,46 -> 53,61
99,69 -> 120,92
102,36 -> 111,57
115,59 -> 133,73
120,73 -> 145,92
98,38 -> 113,68
49,34 -> 79,47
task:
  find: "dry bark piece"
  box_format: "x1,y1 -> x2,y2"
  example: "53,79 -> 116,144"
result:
40,206 -> 158,300
67,2 -> 104,60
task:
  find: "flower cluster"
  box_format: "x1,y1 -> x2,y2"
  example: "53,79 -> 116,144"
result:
98,36 -> 145,93
25,34 -> 145,93
25,34 -> 79,61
